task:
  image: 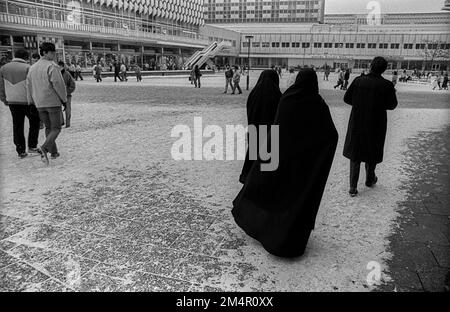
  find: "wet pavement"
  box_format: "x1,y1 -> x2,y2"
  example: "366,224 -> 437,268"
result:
0,73 -> 449,292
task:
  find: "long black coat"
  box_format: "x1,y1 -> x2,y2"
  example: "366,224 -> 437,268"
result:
343,73 -> 398,164
239,70 -> 281,184
232,69 -> 338,258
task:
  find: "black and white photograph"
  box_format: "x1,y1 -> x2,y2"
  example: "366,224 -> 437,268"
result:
0,0 -> 449,301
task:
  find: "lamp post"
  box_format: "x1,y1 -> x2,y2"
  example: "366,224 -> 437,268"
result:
245,35 -> 254,90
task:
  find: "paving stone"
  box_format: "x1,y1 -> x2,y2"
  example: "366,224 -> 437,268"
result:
417,267 -> 450,292
132,225 -> 184,248
8,245 -> 97,286
429,245 -> 450,268
0,250 -> 18,269
122,271 -> 191,292
0,215 -> 28,240
23,278 -> 74,292
0,240 -> 18,252
0,261 -> 49,292
75,272 -> 129,292
130,245 -> 189,276
170,230 -> 224,256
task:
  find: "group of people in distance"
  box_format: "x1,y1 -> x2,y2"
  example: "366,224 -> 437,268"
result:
223,65 -> 243,94
0,42 -> 72,164
233,56 -> 398,258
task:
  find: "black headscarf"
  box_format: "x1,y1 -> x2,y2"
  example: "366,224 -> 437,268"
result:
246,69 -> 281,126
239,70 -> 281,184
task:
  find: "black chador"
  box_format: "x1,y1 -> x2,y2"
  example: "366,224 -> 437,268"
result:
239,70 -> 282,184
232,69 -> 339,258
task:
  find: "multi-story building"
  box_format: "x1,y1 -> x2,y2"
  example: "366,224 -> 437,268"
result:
214,12 -> 450,71
204,0 -> 325,24
324,12 -> 450,25
0,0 -> 239,69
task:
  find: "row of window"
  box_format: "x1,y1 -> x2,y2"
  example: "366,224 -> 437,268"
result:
243,41 -> 450,50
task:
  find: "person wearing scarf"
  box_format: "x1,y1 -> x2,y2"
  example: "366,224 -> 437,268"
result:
239,69 -> 282,184
233,68 -> 338,258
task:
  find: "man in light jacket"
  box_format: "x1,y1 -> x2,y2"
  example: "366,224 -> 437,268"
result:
0,49 -> 41,158
27,42 -> 67,165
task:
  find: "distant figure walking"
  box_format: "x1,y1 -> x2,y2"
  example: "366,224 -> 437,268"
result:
93,62 -> 102,82
343,57 -> 398,197
114,61 -> 122,82
193,65 -> 202,88
287,67 -> 297,88
231,65 -> 242,94
392,71 -> 398,87
120,63 -> 128,82
442,72 -> 448,90
343,68 -> 350,90
58,61 -> 76,128
334,68 -> 345,89
224,65 -> 234,94
324,66 -> 331,81
75,64 -> 83,81
27,42 -> 67,165
0,49 -> 41,158
135,65 -> 142,82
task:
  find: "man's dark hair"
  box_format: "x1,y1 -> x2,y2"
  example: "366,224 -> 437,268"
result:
370,57 -> 388,75
57,61 -> 65,67
14,49 -> 29,60
39,42 -> 56,56
31,53 -> 40,60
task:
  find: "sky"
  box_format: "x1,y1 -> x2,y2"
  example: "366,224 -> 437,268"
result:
325,0 -> 446,14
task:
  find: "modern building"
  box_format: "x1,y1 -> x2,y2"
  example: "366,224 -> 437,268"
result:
0,0 -> 239,69
444,0 -> 450,11
204,0 -> 325,24
214,12 -> 450,71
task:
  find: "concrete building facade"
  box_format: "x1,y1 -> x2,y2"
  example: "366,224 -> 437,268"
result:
0,0 -> 239,69
204,0 -> 325,24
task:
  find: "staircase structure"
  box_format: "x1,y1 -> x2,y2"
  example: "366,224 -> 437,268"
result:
184,41 -> 230,69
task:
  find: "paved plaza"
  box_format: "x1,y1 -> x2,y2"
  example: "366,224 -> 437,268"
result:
0,72 -> 449,292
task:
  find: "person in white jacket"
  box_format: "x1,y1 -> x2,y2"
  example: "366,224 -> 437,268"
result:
27,42 -> 67,165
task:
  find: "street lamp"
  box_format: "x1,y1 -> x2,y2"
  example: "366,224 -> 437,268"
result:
245,35 -> 254,90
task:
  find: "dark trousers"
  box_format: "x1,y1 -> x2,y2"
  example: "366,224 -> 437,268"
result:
9,105 -> 41,155
37,107 -> 63,154
194,77 -> 201,88
232,82 -> 242,94
350,160 -> 377,189
114,72 -> 122,82
75,71 -> 83,81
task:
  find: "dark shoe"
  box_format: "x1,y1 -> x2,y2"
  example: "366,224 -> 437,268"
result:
28,148 -> 40,154
37,147 -> 49,166
51,153 -> 60,159
349,188 -> 358,197
366,176 -> 378,187
18,152 -> 28,159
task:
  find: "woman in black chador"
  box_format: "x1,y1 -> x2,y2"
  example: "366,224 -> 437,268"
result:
232,68 -> 339,258
239,70 -> 282,184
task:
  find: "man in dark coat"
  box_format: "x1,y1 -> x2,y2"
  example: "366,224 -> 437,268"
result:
114,61 -> 122,82
343,57 -> 398,197
239,70 -> 281,184
232,69 -> 338,258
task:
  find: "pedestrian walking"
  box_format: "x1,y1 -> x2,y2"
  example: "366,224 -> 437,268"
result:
135,65 -> 142,82
232,68 -> 338,258
343,68 -> 350,90
224,65 -> 234,93
114,61 -> 122,82
75,64 -> 83,81
193,65 -> 202,88
231,65 -> 242,94
58,61 -> 76,128
392,71 -> 398,87
120,63 -> 128,82
442,72 -> 448,90
93,62 -> 102,82
0,49 -> 41,158
239,70 -> 281,184
324,66 -> 331,81
27,42 -> 67,165
343,57 -> 398,197
68,63 -> 76,78
334,68 -> 345,89
286,67 -> 297,88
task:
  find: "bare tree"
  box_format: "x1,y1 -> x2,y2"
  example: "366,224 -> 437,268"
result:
423,40 -> 450,71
